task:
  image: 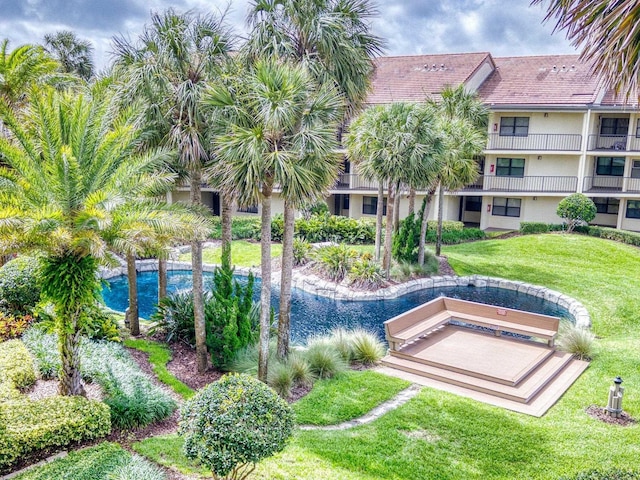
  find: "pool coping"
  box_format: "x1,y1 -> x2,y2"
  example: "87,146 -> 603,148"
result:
100,259 -> 591,329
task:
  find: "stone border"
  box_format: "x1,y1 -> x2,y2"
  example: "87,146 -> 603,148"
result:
100,258 -> 590,329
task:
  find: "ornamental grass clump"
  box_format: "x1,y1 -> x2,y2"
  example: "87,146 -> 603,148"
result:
179,373 -> 294,480
557,323 -> 596,361
348,328 -> 386,364
304,338 -> 348,379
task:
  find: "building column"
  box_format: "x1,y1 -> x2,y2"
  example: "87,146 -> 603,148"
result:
576,109 -> 592,193
617,199 -> 625,230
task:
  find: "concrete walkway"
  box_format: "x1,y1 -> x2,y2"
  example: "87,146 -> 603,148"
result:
298,384 -> 422,431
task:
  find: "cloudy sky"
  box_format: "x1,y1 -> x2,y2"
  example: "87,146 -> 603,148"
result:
0,0 -> 575,71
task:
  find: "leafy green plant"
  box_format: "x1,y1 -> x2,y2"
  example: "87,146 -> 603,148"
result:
110,454 -> 167,480
520,222 -> 551,234
293,237 -> 312,266
557,193 -> 597,233
427,220 -> 464,232
0,256 -> 41,315
0,339 -> 36,391
392,213 -> 420,263
314,244 -> 358,282
0,313 -> 35,341
304,339 -> 348,379
21,326 -> 59,379
349,257 -> 384,289
557,323 -> 596,361
179,373 -> 295,480
151,291 -> 197,345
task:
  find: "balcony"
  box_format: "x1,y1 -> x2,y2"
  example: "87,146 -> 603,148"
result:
333,174 -> 387,191
587,135 -> 640,152
486,133 -> 582,151
583,176 -> 640,193
482,175 -> 578,193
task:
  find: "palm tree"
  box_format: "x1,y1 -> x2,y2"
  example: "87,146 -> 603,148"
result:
246,0 -> 384,358
43,31 -> 94,80
533,0 -> 640,96
346,102 -> 441,277
113,9 -> 234,373
427,85 -> 488,256
0,83 -> 184,395
0,39 -> 57,114
205,58 -> 342,381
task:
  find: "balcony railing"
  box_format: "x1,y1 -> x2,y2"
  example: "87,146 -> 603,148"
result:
587,134 -> 640,152
582,176 -> 623,192
486,133 -> 582,151
482,175 -> 578,193
333,173 -> 388,191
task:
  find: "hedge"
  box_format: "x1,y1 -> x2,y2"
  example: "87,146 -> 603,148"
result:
0,397 -> 111,473
519,222 -> 640,247
425,227 -> 486,244
426,220 -> 464,232
0,339 -> 36,394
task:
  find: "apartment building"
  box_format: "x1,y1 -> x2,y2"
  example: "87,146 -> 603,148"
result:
172,51 -> 640,232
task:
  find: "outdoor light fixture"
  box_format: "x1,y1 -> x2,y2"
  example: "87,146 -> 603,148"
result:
605,376 -> 624,418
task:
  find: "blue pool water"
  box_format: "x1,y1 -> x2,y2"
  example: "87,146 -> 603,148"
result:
102,270 -> 571,343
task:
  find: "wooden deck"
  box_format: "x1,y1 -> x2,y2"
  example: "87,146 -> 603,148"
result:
380,324 -> 589,417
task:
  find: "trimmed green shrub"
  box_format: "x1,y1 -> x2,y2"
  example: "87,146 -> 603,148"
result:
209,217 -> 262,241
293,237 -> 312,266
427,220 -> 464,232
425,227 -> 486,244
0,256 -> 41,315
520,222 -> 551,234
179,373 -> 295,480
314,244 -> 358,282
557,193 -> 597,233
0,313 -> 35,342
296,213 -> 375,244
584,226 -> 640,247
349,257 -> 384,289
0,339 -> 36,391
0,396 -> 111,473
559,469 -> 640,480
557,323 -> 596,361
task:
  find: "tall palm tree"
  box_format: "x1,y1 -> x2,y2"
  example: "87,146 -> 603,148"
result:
43,30 -> 94,80
533,0 -> 640,96
0,83 -> 184,395
346,102 -> 441,277
113,9 -> 234,373
246,0 -> 384,358
205,58 -> 342,381
427,85 -> 488,256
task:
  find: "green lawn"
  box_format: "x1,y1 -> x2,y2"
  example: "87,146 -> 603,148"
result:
136,234 -> 640,479
179,240 -> 282,267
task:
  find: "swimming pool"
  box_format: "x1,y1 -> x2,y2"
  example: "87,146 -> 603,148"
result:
102,270 -> 571,342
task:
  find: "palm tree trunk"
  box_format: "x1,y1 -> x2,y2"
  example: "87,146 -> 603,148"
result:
221,194 -> 233,258
277,200 -> 295,359
436,182 -> 444,257
258,181 -> 273,382
190,169 -> 208,373
375,183 -> 384,261
127,253 -> 139,336
158,257 -> 167,303
393,185 -> 401,232
58,308 -> 86,396
408,187 -> 416,216
418,192 -> 434,266
382,181 -> 395,278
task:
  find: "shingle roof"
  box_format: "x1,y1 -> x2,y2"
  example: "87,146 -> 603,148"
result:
477,54 -> 601,107
366,52 -> 492,105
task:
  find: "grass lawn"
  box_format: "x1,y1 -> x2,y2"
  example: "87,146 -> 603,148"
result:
293,370 -> 410,426
179,240 -> 282,267
134,234 -> 640,479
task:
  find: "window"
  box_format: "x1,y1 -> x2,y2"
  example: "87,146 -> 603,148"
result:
632,160 -> 640,179
600,118 -> 629,136
626,200 -> 640,219
465,196 -> 482,212
596,157 -> 625,176
342,195 -> 350,210
593,197 -> 619,215
237,204 -> 258,214
362,196 -> 387,215
499,117 -> 529,137
492,197 -> 521,217
496,158 -> 525,177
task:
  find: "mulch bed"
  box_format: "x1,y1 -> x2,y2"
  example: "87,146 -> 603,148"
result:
165,341 -> 222,391
585,405 -> 636,426
437,255 -> 456,276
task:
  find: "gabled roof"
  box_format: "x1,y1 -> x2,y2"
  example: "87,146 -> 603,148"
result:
366,52 -> 492,105
477,54 -> 601,107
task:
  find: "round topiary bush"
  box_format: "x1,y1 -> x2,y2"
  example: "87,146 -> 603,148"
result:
179,373 -> 295,480
556,193 -> 597,233
0,256 -> 41,315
